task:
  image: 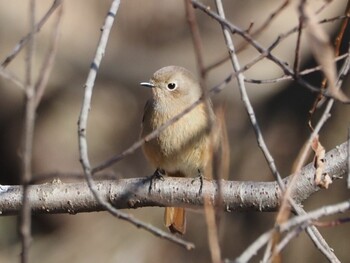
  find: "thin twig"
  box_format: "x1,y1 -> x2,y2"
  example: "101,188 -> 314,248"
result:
185,0 -> 206,79
184,0 -> 213,128
313,217 -> 350,227
0,68 -> 25,90
274,224 -> 306,256
293,204 -> 340,262
204,0 -> 290,73
228,230 -> 273,263
193,1 -> 350,100
35,4 -> 63,108
77,0 -> 194,250
204,196 -> 222,263
20,1 -> 36,262
205,12 -> 346,75
192,1 -> 323,96
192,0 -> 295,77
213,0 -> 284,187
232,199 -> 350,263
334,1 -> 350,56
316,0 -> 334,14
206,12 -> 347,75
251,0 -> 290,39
185,0 -> 215,136
262,238 -> 273,263
281,200 -> 350,232
269,3 -> 307,261
185,1 -> 222,260
0,0 -> 62,68
244,53 -> 349,84
294,2 -> 305,76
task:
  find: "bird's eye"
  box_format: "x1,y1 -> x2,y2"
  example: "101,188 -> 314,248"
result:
167,82 -> 177,90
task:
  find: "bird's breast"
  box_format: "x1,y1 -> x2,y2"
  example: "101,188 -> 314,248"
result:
142,102 -> 211,176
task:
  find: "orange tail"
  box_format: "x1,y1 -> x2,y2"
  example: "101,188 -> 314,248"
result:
164,207 -> 186,235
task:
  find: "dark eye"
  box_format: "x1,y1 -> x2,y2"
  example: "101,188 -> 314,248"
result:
167,82 -> 177,90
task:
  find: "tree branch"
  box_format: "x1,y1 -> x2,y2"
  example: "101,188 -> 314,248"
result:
0,141 -> 346,216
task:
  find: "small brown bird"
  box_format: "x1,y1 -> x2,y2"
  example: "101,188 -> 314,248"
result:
140,66 -> 215,234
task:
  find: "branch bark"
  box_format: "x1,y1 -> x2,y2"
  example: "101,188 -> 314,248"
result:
0,141 -> 347,216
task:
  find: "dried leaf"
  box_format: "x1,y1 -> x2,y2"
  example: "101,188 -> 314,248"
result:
311,136 -> 332,189
303,4 -> 350,103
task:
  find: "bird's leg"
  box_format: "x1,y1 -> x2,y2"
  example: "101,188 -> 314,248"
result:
191,169 -> 204,196
148,168 -> 165,193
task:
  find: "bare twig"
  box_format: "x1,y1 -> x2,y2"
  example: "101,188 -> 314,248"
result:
204,0 -> 290,73
185,0 -> 206,79
244,53 -> 349,84
205,12 -> 346,75
0,0 -> 62,68
228,230 -> 273,263
232,199 -> 350,263
184,0 -> 213,128
192,1 -> 326,96
334,1 -> 350,56
20,1 -> 36,262
185,1 -> 221,259
35,4 -> 63,108
281,200 -> 350,233
316,0 -> 334,14
204,197 -> 222,263
313,217 -> 350,227
193,0 -> 350,100
294,2 -> 304,76
274,223 -> 307,257
213,0 -> 284,187
192,0 -> 295,78
293,204 -> 340,263
0,68 -> 25,90
250,0 -> 290,40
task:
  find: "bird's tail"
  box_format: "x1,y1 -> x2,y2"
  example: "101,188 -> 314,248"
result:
164,207 -> 186,235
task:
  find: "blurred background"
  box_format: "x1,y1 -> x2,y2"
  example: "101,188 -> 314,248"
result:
0,0 -> 349,262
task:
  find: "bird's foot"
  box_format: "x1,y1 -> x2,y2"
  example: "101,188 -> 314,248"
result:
148,168 -> 165,193
191,169 -> 203,196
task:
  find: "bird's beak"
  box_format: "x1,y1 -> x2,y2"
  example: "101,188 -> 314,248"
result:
140,82 -> 155,88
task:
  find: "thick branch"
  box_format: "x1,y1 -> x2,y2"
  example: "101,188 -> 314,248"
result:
0,141 -> 346,216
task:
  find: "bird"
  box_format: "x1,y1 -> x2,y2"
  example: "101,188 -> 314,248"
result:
140,65 -> 216,235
